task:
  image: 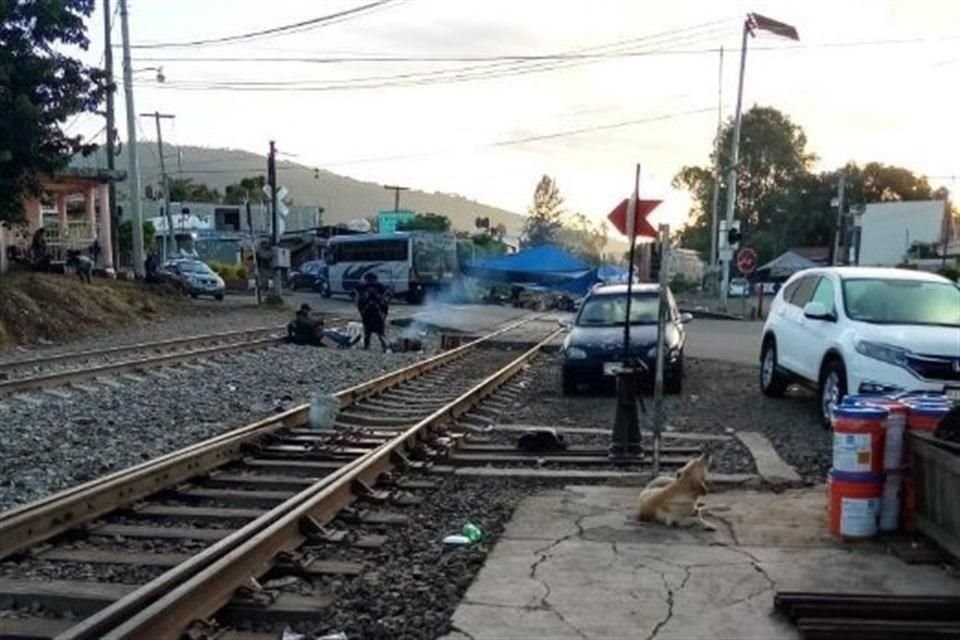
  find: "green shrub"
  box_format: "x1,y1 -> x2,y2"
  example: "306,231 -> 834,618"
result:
207,261 -> 247,280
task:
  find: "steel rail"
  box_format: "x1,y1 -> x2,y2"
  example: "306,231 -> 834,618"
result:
0,326 -> 284,372
0,335 -> 287,398
70,327 -> 560,640
0,316 -> 534,560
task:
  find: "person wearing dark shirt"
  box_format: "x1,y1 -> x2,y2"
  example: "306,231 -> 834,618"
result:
355,272 -> 389,351
287,303 -> 359,348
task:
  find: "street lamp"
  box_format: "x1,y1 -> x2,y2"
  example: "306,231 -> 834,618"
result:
720,13 -> 799,307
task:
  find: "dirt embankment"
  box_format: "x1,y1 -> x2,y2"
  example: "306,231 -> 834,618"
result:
0,273 -> 186,348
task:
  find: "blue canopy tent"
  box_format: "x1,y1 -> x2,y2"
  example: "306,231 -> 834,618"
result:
597,264 -> 630,283
464,245 -> 599,296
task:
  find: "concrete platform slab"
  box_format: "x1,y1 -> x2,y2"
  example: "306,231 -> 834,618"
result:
443,485 -> 960,640
735,431 -> 801,484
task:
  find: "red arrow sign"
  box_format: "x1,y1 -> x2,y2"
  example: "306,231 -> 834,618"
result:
607,198 -> 661,238
736,247 -> 758,275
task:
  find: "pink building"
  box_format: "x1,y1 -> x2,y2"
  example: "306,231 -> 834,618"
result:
1,168 -> 121,274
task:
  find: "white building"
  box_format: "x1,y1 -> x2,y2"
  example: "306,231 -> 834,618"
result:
858,200 -> 949,267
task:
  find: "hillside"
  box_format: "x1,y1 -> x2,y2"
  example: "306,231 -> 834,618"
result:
74,143 -> 526,235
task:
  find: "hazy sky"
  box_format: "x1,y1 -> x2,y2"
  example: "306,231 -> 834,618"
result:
66,0 -> 960,230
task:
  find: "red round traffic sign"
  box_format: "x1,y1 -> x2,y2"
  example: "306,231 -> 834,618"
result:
736,247 -> 758,275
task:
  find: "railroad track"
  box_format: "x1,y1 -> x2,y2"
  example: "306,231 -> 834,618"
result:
0,316 -> 697,639
0,326 -> 286,399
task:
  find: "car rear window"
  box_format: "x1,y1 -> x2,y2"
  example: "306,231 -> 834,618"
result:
577,293 -> 660,326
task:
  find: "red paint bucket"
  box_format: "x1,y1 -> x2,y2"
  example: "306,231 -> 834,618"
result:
843,396 -> 908,469
906,402 -> 950,433
832,405 -> 887,475
828,470 -> 883,539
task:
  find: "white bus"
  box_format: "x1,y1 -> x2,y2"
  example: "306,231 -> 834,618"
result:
325,232 -> 458,303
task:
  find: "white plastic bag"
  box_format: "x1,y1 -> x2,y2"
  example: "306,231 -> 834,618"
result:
308,393 -> 339,431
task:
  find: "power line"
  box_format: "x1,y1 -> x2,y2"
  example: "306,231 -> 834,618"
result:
131,0 -> 404,49
133,35 -> 956,65
133,34 -> 955,94
323,106 -> 715,167
137,105 -> 714,176
135,25 -> 737,93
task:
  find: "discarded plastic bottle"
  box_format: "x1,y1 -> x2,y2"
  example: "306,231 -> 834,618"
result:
462,522 -> 483,543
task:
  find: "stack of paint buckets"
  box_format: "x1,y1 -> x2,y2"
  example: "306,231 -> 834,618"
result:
829,391 -> 953,540
897,392 -> 952,532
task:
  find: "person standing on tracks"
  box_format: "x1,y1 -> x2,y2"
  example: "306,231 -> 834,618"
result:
356,272 -> 390,351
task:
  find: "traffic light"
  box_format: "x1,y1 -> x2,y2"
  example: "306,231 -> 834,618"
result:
650,242 -> 662,281
727,221 -> 742,249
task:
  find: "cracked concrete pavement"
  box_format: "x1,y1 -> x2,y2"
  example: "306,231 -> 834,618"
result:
440,485 -> 960,640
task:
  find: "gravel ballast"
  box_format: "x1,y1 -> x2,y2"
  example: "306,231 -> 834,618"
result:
0,341 -> 437,510
490,354 -> 828,481
0,304 -> 293,362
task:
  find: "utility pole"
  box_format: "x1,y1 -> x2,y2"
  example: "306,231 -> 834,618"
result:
102,0 -> 119,271
140,112 -> 176,259
708,46 -> 724,293
719,13 -> 799,307
268,141 -> 282,297
652,223 -> 670,476
720,22 -> 750,308
831,171 -> 846,265
119,0 -> 144,277
384,184 -> 408,212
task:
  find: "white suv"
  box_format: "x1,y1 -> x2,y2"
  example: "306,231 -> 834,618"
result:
759,267 -> 960,425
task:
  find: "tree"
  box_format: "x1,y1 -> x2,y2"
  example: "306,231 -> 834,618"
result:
1,0 -> 106,222
523,175 -> 565,247
674,106 -> 938,265
674,106 -> 816,263
396,212 -> 451,232
559,212 -> 608,265
223,176 -> 266,205
166,177 -> 221,202
118,220 -> 156,257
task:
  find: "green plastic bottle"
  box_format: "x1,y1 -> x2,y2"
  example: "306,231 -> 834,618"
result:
462,522 -> 484,543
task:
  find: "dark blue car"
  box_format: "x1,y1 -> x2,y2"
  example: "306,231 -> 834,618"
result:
560,284 -> 691,395
288,260 -> 330,295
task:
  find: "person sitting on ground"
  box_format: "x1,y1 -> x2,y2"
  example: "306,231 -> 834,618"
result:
355,272 -> 390,351
287,303 -> 321,345
287,304 -> 360,348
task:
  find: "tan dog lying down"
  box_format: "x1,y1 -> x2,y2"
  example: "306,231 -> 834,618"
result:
637,454 -> 715,531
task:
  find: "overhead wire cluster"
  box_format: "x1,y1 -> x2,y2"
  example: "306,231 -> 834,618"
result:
133,19 -> 739,93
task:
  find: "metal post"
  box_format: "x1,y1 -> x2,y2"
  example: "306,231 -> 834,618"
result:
720,21 -> 750,308
268,141 -> 282,297
610,163 -> 643,461
831,171 -> 846,265
384,185 -> 408,212
142,112 -> 175,259
102,0 -> 119,271
652,224 -> 670,476
708,46 -> 724,293
246,199 -> 261,305
119,0 -> 144,276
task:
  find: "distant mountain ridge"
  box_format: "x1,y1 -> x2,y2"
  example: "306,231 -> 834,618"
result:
73,143 -> 526,236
